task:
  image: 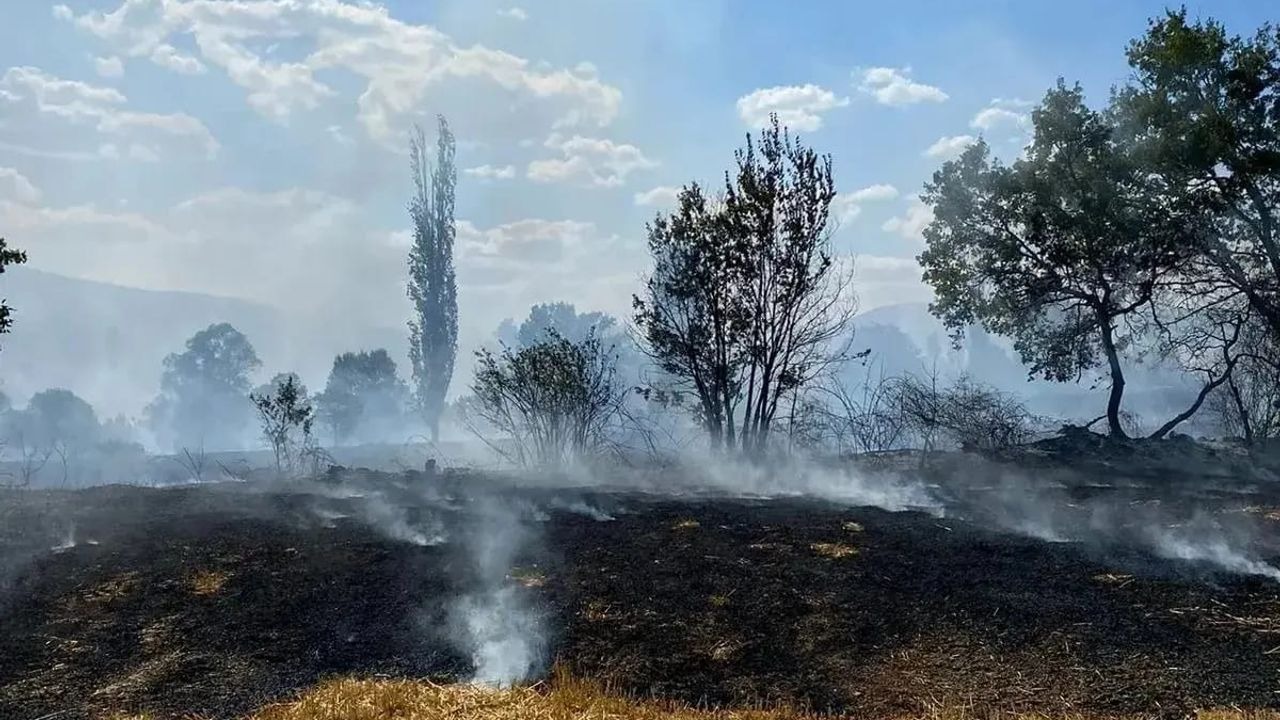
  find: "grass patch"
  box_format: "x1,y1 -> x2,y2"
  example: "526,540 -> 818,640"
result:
810,542 -> 857,559
247,674 -> 820,720
191,569 -> 232,596
204,677 -> 1280,720
509,566 -> 548,588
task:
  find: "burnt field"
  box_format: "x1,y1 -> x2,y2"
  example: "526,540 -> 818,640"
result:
2,455 -> 1280,719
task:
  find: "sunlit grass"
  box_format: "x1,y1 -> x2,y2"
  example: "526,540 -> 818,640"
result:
810,542 -> 857,559
190,569 -> 232,596
248,673 -> 820,720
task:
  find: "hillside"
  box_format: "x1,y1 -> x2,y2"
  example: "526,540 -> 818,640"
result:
0,267 -> 404,418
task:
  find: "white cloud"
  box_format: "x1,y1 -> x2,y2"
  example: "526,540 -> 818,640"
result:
0,66 -> 218,160
458,218 -> 594,266
497,7 -> 528,21
464,164 -> 516,180
0,167 -> 43,204
633,185 -> 681,208
924,134 -> 976,160
59,0 -> 622,141
853,255 -> 931,310
971,106 -> 1025,131
830,183 -> 899,224
527,134 -> 655,188
736,84 -> 848,131
150,44 -> 207,75
94,56 -> 124,78
882,200 -> 934,243
857,67 -> 948,106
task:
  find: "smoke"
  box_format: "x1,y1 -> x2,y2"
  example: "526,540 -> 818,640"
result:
448,496 -> 547,686
350,491 -> 446,546
930,461 -> 1280,582
1147,514 -> 1280,581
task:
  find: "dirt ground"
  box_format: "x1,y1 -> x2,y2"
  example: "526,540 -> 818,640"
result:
1,459 -> 1279,720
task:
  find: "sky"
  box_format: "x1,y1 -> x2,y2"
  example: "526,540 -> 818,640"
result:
0,0 -> 1274,393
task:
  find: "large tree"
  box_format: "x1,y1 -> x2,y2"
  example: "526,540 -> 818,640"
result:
0,237 -> 28,348
315,349 -> 409,444
407,116 -> 459,443
635,183 -> 746,450
635,116 -> 853,454
919,84 -> 1195,437
147,323 -> 261,451
1114,11 -> 1280,344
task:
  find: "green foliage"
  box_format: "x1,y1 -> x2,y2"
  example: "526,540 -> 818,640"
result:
469,330 -> 625,466
919,83 -> 1196,436
148,323 -> 261,451
1114,10 -> 1280,341
315,349 -> 408,444
407,115 -> 459,442
0,237 -> 28,346
250,373 -> 318,477
635,114 -> 853,454
22,388 -> 100,448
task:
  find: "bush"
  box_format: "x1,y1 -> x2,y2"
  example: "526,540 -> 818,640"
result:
468,330 -> 626,466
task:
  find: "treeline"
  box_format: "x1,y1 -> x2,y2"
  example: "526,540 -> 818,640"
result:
3,11 -> 1279,478
467,10 -> 1280,464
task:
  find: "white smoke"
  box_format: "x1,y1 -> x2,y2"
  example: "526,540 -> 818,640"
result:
449,497 -> 547,686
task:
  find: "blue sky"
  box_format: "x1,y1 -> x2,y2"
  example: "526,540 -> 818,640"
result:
0,0 -> 1274,368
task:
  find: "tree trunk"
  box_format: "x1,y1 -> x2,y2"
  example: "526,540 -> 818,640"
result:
1149,371 -> 1229,439
1098,317 -> 1128,439
1228,374 -> 1254,446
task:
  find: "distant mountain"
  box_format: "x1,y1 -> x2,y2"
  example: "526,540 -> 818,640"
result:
0,269 -> 1214,435
0,267 -> 404,418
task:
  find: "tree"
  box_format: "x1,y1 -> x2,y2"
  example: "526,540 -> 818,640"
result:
468,330 -> 626,467
250,373 -> 317,477
23,389 -> 100,448
1114,11 -> 1280,344
635,183 -> 744,450
148,323 -> 261,451
0,388 -> 99,487
512,302 -> 617,348
0,237 -> 28,348
635,116 -> 855,455
919,84 -> 1195,437
315,349 -> 409,444
407,116 -> 459,443
725,115 -> 856,453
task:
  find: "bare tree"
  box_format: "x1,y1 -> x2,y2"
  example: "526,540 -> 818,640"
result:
1208,315 -> 1280,445
172,445 -> 208,483
12,434 -> 51,488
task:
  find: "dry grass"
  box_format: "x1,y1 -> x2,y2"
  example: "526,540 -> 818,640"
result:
242,681 -> 1280,720
247,674 -> 820,720
191,569 -> 232,596
508,566 -> 548,589
672,519 -> 701,530
97,679 -> 1280,720
810,542 -> 858,559
1091,572 -> 1134,587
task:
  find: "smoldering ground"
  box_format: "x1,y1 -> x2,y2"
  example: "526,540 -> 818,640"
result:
3,447 -> 1280,718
